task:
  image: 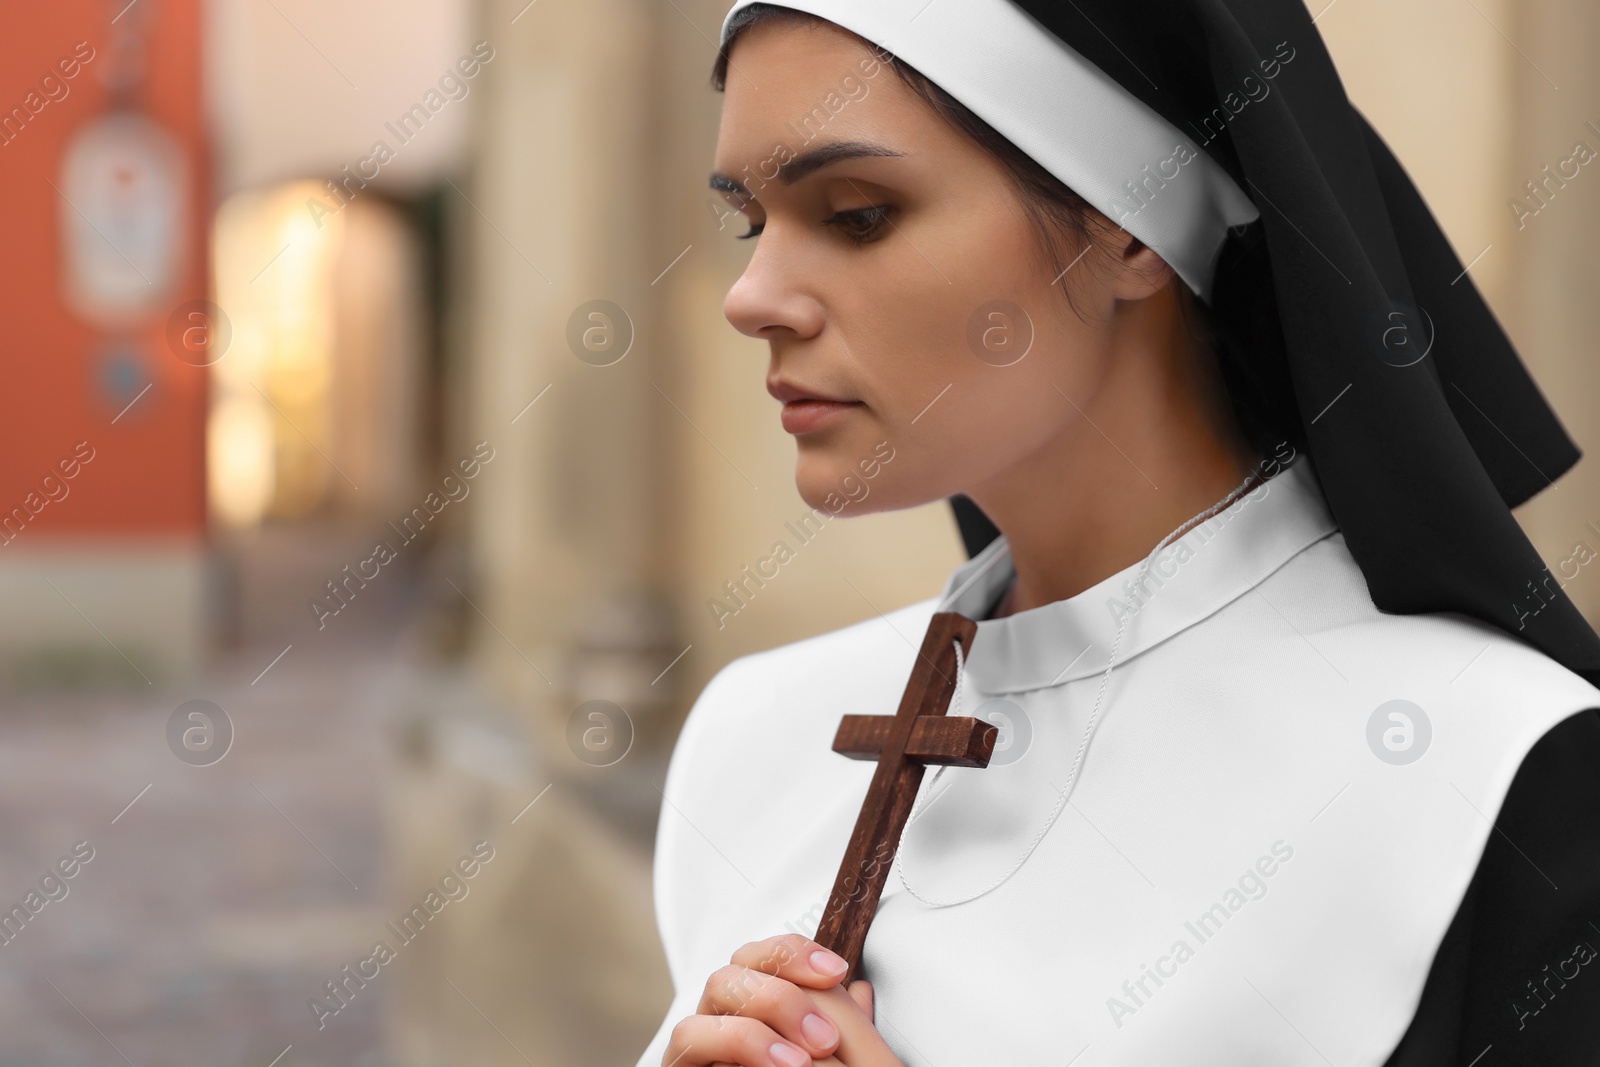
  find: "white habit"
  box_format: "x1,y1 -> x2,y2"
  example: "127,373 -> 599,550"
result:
635,457 -> 1600,1065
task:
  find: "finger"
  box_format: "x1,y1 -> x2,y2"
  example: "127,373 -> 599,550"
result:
665,1012 -> 812,1067
846,978 -> 874,1022
805,984 -> 889,1064
729,933 -> 852,989
697,965 -> 841,1059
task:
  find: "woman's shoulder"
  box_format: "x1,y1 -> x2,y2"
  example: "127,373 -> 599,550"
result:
650,595 -> 945,975
679,594 -> 946,745
730,593 -> 946,678
660,594 -> 945,818
1267,529 -> 1600,712
1383,707 -> 1600,1065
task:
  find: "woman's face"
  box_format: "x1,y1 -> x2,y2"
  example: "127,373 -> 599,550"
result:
712,19 -> 1146,517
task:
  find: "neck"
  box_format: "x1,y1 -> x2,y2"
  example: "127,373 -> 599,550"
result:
967,293 -> 1258,618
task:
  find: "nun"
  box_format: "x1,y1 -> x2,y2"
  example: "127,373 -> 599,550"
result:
639,1 -> 1600,1064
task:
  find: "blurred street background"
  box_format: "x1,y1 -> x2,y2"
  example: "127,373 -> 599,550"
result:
1,1 -> 1598,1064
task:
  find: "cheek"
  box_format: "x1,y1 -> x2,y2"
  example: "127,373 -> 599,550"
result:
836,214 -> 1041,423
790,205 -> 1106,512
795,314 -> 1084,515
874,246 -> 1092,461
936,215 -> 1109,452
922,352 -> 1084,493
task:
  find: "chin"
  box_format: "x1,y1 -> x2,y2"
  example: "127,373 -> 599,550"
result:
791,435 -> 924,518
792,456 -> 850,513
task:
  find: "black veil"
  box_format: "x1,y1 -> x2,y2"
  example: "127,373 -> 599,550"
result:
949,0 -> 1600,684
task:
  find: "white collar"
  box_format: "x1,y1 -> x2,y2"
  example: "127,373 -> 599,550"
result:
936,458 -> 1338,694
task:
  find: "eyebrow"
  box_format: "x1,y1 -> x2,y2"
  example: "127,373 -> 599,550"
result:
710,140 -> 905,198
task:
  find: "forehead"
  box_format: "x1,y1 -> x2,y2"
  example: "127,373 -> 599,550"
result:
713,19 -> 927,164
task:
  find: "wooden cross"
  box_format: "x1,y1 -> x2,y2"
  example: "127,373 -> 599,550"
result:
813,611 -> 998,984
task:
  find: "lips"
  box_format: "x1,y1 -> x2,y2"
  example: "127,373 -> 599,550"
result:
767,378 -> 864,434
765,378 -> 856,404
780,399 -> 861,434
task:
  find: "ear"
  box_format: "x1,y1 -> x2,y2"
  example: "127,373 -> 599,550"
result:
1106,231 -> 1178,302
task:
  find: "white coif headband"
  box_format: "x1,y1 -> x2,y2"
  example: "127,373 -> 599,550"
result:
719,0 -> 1260,299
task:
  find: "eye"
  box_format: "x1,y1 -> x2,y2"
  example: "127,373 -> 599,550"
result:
823,205 -> 893,245
732,205 -> 895,243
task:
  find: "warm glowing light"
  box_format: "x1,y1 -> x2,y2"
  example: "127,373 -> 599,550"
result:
208,397 -> 276,526
208,181 -> 344,526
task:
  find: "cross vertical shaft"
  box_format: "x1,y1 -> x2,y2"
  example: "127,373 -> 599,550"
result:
813,611 -> 994,983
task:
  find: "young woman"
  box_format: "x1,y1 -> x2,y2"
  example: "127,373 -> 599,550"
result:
638,2 -> 1600,1064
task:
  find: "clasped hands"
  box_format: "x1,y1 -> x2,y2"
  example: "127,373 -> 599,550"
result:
662,933 -> 906,1067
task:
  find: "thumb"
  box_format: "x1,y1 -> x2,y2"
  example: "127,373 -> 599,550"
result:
846,978 -> 874,1022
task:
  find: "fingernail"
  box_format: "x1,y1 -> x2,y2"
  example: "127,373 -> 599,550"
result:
769,1041 -> 808,1067
810,948 -> 848,976
801,1011 -> 838,1048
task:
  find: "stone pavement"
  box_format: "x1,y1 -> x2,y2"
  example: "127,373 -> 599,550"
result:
0,524 -> 674,1066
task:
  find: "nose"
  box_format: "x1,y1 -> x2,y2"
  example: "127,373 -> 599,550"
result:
722,232 -> 825,341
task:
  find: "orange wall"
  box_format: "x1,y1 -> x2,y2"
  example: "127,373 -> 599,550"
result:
0,0 -> 208,538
